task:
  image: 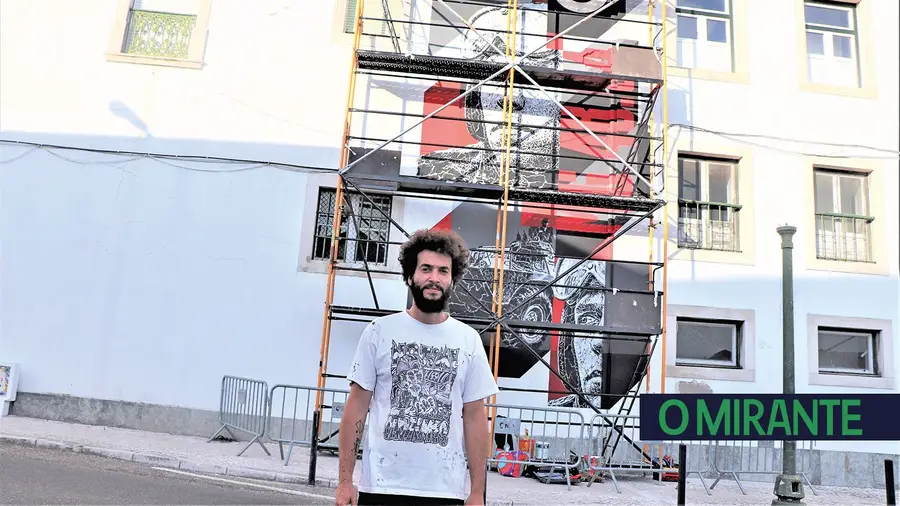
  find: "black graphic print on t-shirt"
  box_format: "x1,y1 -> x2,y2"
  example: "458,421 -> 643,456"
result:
383,340 -> 460,447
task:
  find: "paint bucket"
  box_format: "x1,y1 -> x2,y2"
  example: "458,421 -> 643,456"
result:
535,441 -> 550,460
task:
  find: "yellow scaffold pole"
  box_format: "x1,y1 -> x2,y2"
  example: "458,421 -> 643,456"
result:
315,0 -> 366,418
488,0 -> 520,445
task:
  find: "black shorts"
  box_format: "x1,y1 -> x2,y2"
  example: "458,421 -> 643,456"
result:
357,491 -> 464,505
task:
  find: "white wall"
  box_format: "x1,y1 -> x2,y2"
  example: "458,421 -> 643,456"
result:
0,0 -> 361,411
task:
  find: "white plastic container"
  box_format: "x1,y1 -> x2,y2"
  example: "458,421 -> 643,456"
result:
535,441 -> 550,460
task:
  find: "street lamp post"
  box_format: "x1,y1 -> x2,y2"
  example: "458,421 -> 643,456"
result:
773,225 -> 805,505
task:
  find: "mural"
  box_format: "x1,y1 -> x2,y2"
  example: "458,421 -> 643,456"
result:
412,1 -> 646,199
350,1 -> 659,409
416,5 -> 561,190
415,2 -> 655,410
431,201 -> 655,410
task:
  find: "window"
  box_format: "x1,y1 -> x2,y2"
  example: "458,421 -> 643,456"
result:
817,328 -> 878,376
344,0 -> 359,33
108,0 -> 210,68
803,1 -> 860,87
807,315 -> 893,390
675,0 -> 734,72
677,155 -> 740,251
675,318 -> 742,368
813,168 -> 872,262
343,0 -> 389,37
123,0 -> 201,58
312,188 -> 393,266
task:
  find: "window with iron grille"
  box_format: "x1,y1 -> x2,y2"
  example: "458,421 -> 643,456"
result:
813,168 -> 873,262
818,327 -> 878,376
675,318 -> 742,368
676,0 -> 734,73
312,188 -> 393,266
677,155 -> 741,251
122,0 -> 200,59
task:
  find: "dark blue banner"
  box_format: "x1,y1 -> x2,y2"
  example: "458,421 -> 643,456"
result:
639,394 -> 900,441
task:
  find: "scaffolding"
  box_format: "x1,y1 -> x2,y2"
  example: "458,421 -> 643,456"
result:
315,0 -> 670,478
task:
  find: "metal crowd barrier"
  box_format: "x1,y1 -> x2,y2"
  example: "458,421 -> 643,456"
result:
709,440 -> 818,496
208,377 -> 824,500
581,414 -> 822,497
585,413 -> 712,495
207,375 -> 271,457
267,384 -> 353,466
486,403 -> 586,491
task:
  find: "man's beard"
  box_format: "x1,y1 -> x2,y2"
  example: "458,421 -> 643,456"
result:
409,281 -> 450,314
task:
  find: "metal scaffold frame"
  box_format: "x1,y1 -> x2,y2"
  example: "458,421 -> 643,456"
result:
314,0 -> 671,476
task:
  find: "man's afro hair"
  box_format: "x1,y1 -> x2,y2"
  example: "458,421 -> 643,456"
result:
398,229 -> 470,285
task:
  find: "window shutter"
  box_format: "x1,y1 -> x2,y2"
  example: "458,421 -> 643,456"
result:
344,0 -> 358,33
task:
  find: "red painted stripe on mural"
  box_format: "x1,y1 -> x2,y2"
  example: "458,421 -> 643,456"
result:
548,295 -> 566,402
421,81 -> 472,156
432,212 -> 453,232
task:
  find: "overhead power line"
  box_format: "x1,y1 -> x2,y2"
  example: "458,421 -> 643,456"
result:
0,138 -> 339,174
1,121 -> 897,177
667,124 -> 900,160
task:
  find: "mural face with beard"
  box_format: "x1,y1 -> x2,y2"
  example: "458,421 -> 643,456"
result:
550,258 -> 607,409
416,5 -> 561,189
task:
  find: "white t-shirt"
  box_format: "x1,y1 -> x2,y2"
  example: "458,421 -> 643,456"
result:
346,310 -> 500,500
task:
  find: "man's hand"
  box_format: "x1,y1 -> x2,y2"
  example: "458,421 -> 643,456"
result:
462,399 -> 490,506
335,482 -> 358,506
465,492 -> 485,505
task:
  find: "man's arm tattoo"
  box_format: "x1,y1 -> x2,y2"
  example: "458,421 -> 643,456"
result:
352,420 -> 364,455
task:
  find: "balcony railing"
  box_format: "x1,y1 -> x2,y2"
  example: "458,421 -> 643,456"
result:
815,212 -> 874,262
677,200 -> 742,252
123,9 -> 196,59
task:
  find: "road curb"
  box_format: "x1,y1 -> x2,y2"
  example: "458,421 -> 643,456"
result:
1,434 -> 335,488
0,434 -> 37,447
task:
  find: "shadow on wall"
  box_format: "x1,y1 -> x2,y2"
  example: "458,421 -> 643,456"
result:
665,80 -> 694,129
109,101 -> 153,139
0,126 -> 344,411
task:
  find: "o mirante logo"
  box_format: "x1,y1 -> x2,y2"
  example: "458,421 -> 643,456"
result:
639,394 -> 900,441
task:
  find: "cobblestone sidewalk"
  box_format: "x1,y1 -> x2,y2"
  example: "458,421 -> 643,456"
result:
0,416 -> 891,505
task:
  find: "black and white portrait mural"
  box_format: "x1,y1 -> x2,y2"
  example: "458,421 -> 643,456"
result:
548,259 -> 606,408
416,5 -> 561,189
427,199 -> 655,410
365,0 -> 663,409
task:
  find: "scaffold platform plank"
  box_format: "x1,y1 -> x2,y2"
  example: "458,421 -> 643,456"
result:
355,49 -> 662,94
342,172 -> 665,214
329,304 -> 661,337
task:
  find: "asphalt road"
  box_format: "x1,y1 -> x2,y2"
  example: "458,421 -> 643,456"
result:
0,441 -> 337,505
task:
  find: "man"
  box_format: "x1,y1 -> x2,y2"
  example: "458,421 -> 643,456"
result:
336,229 -> 499,506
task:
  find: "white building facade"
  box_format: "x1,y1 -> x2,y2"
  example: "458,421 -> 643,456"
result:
648,0 -> 900,487
1,0 -> 897,488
